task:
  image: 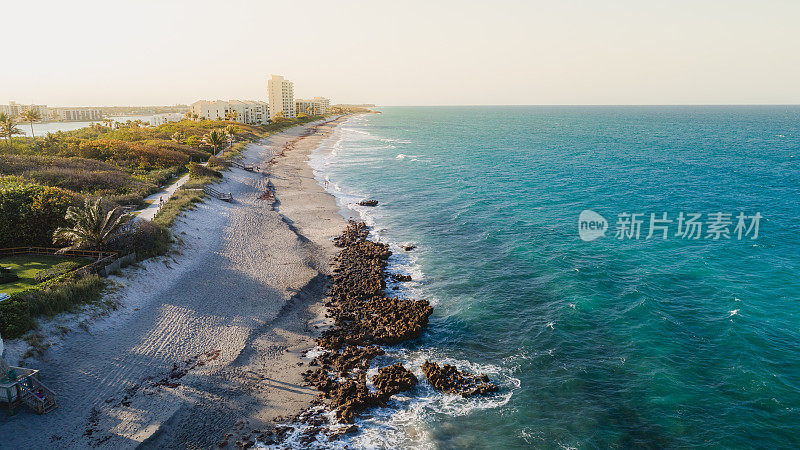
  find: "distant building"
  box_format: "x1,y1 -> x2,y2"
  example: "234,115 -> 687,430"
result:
294,99 -> 316,116
267,75 -> 295,119
2,102 -> 51,120
314,97 -> 330,114
191,100 -> 228,121
295,97 -> 330,116
190,100 -> 268,125
228,100 -> 269,124
151,113 -> 185,126
53,108 -> 103,121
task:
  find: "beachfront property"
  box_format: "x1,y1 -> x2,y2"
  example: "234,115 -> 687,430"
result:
190,100 -> 269,125
267,75 -> 295,119
295,97 -> 330,116
1,102 -> 51,120
52,107 -> 103,122
151,112 -> 185,126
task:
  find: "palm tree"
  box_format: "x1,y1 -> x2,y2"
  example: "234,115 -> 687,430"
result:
203,129 -> 226,156
0,113 -> 23,149
0,113 -> 7,145
42,132 -> 59,151
53,198 -> 132,252
224,125 -> 236,139
19,109 -> 41,138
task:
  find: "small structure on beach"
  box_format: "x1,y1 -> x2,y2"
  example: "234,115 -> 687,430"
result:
0,349 -> 57,415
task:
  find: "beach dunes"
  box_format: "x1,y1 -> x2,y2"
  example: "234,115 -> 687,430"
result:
0,119 -> 347,449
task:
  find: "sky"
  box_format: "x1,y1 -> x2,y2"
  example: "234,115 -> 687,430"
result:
3,0 -> 799,106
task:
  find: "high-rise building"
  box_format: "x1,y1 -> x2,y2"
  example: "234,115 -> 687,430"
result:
267,75 -> 295,119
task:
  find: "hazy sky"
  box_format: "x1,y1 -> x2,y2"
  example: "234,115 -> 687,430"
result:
3,0 -> 799,106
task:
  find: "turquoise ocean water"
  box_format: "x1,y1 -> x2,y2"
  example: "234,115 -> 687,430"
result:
308,106 -> 800,448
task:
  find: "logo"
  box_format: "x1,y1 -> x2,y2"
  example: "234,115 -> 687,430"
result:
578,210 -> 608,241
577,210 -> 762,242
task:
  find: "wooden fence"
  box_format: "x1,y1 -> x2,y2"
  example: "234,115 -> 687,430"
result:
0,247 -> 119,278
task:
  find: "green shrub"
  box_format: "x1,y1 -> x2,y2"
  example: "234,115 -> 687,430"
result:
0,266 -> 19,284
34,261 -> 85,283
0,274 -> 106,339
106,220 -> 172,259
0,299 -> 36,339
0,179 -> 76,247
187,162 -> 222,179
206,156 -> 227,170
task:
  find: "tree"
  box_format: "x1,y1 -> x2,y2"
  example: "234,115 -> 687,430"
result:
0,181 -> 74,247
19,109 -> 41,138
42,132 -> 59,151
0,112 -> 6,145
203,129 -> 226,156
224,125 -> 236,139
53,198 -> 132,252
0,113 -> 23,149
102,118 -> 114,129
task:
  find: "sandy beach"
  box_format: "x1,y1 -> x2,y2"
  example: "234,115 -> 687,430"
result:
0,118 -> 347,448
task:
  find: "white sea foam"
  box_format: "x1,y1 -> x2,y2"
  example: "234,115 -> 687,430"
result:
305,114 -> 516,448
341,348 -> 520,449
396,153 -> 423,160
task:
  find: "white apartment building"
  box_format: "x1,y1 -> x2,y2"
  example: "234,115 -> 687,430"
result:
53,108 -> 103,121
267,75 -> 295,119
314,97 -> 330,114
295,97 -> 331,116
295,99 -> 317,116
228,100 -> 269,124
2,102 -> 51,120
190,100 -> 269,125
191,100 -> 228,121
151,113 -> 185,126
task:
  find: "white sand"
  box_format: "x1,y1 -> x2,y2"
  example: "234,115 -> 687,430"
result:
0,119 -> 348,448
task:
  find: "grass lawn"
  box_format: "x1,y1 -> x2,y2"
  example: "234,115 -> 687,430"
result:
0,255 -> 92,295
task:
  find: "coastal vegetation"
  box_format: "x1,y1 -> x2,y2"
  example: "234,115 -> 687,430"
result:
19,109 -> 41,138
0,114 -> 329,341
52,198 -> 133,252
0,113 -> 23,148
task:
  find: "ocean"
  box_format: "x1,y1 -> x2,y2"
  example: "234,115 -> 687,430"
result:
308,106 -> 800,448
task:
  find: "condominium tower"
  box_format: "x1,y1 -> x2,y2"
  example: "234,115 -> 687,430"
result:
267,75 -> 295,119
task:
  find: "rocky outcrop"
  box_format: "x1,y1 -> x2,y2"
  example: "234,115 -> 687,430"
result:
286,220 -> 497,442
357,199 -> 379,207
421,360 -> 498,397
372,363 -> 418,397
390,273 -> 412,282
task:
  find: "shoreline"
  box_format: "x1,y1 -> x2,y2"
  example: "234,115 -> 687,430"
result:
0,118 -> 349,448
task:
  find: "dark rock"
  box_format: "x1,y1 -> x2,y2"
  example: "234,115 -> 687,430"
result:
420,360 -> 499,397
357,199 -> 379,207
